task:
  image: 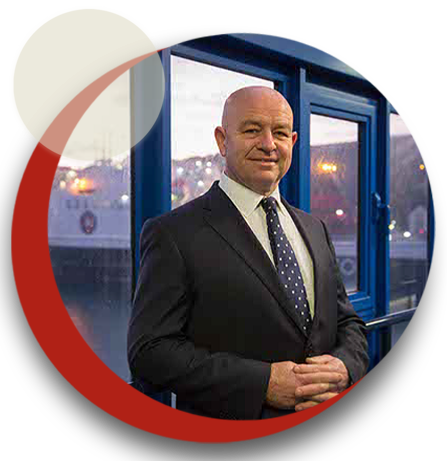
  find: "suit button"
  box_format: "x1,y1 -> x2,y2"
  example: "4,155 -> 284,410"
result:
306,342 -> 314,356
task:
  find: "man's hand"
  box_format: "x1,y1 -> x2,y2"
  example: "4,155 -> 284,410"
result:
266,361 -> 300,409
293,355 -> 349,412
266,356 -> 349,410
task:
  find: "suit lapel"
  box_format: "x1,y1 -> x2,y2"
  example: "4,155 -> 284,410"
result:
203,183 -> 310,338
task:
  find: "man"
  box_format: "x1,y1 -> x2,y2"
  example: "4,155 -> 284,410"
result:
128,86 -> 369,419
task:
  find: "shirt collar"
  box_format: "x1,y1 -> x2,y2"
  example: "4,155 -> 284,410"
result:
219,173 -> 283,217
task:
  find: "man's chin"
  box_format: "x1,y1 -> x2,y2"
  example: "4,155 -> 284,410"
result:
249,176 -> 280,196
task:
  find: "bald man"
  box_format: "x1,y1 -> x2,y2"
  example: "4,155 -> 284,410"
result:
128,87 -> 369,420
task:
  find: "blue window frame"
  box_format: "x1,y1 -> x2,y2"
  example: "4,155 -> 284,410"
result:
303,84 -> 378,321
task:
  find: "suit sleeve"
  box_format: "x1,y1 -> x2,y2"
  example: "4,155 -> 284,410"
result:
127,218 -> 271,420
321,221 -> 370,384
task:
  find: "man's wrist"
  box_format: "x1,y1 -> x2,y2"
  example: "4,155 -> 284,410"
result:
265,363 -> 275,404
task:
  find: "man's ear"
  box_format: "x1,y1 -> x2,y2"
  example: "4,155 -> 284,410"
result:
214,126 -> 226,157
292,131 -> 298,147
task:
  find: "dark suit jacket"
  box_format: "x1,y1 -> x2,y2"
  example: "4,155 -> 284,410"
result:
128,182 -> 369,420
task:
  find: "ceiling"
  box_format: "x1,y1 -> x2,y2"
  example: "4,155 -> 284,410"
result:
349,32 -> 436,68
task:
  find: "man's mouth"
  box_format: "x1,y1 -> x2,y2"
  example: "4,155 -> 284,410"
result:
251,158 -> 278,163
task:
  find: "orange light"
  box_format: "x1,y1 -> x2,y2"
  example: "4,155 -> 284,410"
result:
319,163 -> 338,173
78,178 -> 88,191
70,177 -> 94,194
419,164 -> 425,170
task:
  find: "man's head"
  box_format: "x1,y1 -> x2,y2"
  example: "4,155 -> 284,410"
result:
214,86 -> 297,196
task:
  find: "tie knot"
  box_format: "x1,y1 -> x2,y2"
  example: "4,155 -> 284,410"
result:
261,196 -> 277,214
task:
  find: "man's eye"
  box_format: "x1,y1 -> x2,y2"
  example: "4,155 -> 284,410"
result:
275,132 -> 289,137
244,129 -> 259,134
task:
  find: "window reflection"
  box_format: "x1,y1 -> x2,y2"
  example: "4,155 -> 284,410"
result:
48,72 -> 132,381
389,114 -> 429,312
310,114 -> 359,292
170,55 -> 274,209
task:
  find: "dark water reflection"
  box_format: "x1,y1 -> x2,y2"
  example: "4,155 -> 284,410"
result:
58,281 -> 132,382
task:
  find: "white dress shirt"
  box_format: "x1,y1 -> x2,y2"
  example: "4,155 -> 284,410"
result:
219,173 -> 315,318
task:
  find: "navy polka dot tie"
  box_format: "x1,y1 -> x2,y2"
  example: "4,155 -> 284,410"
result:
261,197 -> 312,334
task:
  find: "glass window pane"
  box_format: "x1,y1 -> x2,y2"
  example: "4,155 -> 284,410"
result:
389,114 -> 429,313
170,55 -> 274,209
310,114 -> 359,293
48,72 -> 131,381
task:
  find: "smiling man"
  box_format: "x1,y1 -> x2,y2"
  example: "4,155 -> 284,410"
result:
128,86 -> 369,419
215,87 -> 296,196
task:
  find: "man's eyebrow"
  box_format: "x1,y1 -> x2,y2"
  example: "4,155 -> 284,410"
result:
239,119 -> 263,129
238,119 -> 292,129
273,124 -> 292,132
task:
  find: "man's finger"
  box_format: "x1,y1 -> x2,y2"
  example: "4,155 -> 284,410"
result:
293,364 -> 338,374
297,372 -> 344,385
295,400 -> 319,412
305,355 -> 333,364
295,382 -> 338,398
308,392 -> 338,403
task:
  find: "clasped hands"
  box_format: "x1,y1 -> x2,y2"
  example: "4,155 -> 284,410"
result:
266,355 -> 349,412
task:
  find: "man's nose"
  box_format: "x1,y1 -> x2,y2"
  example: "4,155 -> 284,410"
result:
258,131 -> 276,152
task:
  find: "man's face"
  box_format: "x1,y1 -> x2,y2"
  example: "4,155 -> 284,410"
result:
215,88 -> 297,196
